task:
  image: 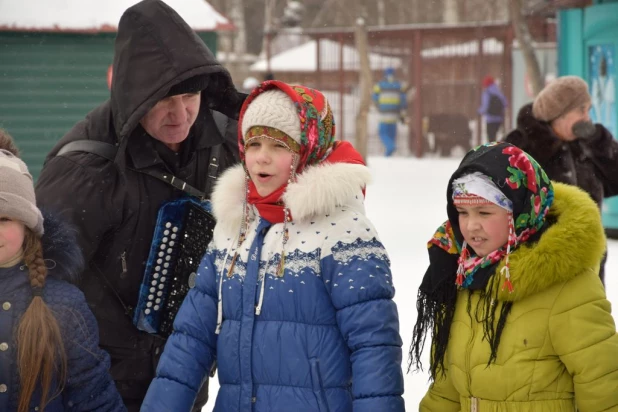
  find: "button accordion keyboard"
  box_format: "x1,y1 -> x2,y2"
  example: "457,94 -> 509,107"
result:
133,197 -> 216,337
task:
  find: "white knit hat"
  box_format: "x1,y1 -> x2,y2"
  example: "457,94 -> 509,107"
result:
241,89 -> 301,144
0,149 -> 44,236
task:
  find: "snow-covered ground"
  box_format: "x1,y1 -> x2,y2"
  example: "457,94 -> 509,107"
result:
203,155 -> 618,411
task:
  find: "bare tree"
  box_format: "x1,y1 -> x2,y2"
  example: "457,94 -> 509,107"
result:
509,0 -> 544,96
229,0 -> 246,59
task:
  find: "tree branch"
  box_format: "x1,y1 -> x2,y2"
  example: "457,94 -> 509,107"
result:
509,0 -> 544,96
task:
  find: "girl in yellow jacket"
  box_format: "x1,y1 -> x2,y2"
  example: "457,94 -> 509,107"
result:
411,142 -> 618,411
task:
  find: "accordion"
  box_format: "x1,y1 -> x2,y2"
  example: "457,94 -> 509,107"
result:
133,197 -> 216,337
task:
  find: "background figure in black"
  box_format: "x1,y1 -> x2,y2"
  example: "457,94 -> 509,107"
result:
504,75 -> 618,284
34,0 -> 246,410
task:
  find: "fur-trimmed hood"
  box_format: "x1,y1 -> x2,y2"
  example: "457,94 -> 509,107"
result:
495,182 -> 605,301
40,210 -> 84,284
212,162 -> 371,235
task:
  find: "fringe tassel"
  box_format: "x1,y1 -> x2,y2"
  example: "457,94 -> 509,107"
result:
276,252 -> 286,277
455,241 -> 469,287
227,252 -> 239,278
500,266 -> 514,293
501,213 -> 516,293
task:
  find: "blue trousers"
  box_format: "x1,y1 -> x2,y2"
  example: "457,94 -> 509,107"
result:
378,122 -> 397,156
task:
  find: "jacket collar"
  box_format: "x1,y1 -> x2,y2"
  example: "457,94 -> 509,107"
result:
495,182 -> 606,301
211,163 -> 371,236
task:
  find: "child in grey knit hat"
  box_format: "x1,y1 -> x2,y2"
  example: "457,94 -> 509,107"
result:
0,132 -> 125,412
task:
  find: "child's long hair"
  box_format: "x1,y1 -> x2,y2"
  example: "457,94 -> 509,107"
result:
15,228 -> 67,412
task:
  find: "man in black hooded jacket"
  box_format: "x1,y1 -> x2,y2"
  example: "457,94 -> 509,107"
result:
34,1 -> 246,410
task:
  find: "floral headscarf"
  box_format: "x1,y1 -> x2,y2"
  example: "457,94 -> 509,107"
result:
238,80 -> 336,173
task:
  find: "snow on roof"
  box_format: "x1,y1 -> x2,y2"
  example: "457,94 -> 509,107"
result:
250,38 -> 402,72
0,0 -> 233,32
422,38 -> 504,58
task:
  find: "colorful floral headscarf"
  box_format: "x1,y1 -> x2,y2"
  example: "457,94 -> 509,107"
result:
238,80 -> 336,173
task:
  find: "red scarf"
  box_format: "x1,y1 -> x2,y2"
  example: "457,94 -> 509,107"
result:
247,141 -> 366,224
247,181 -> 288,224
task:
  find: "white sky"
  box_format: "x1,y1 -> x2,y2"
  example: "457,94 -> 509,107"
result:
0,0 -> 231,32
203,155 -> 618,410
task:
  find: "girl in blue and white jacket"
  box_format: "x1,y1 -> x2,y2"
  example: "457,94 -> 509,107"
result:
142,81 -> 405,412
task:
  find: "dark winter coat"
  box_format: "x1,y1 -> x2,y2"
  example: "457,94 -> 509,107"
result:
504,103 -> 618,208
34,0 -> 245,406
0,212 -> 125,412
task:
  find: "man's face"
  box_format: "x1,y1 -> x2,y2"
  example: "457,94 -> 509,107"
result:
140,92 -> 201,151
551,101 -> 593,141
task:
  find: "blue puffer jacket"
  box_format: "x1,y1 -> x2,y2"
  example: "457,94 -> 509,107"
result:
0,212 -> 125,412
142,163 -> 405,412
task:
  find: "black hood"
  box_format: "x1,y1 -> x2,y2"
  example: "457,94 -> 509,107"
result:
110,0 -> 244,139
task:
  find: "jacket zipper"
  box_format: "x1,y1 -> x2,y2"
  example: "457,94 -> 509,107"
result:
120,251 -> 128,278
470,397 -> 478,412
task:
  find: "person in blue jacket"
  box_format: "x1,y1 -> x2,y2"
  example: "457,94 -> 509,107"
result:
373,67 -> 407,156
478,75 -> 508,141
142,81 -> 405,412
0,130 -> 125,412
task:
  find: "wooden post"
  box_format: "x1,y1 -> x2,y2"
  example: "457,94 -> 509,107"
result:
476,26 -> 484,146
266,31 -> 272,76
316,36 -> 322,90
354,18 -> 372,161
338,33 -> 345,141
413,30 -> 423,158
503,25 -> 514,131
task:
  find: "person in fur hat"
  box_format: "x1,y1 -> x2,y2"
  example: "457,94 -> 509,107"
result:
0,132 -> 125,412
411,142 -> 618,412
504,75 -> 618,283
142,81 -> 405,411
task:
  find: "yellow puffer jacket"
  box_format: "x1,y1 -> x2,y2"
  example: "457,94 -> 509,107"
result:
420,183 -> 618,412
